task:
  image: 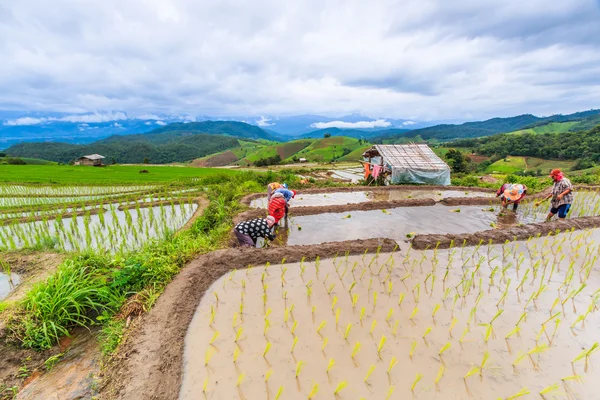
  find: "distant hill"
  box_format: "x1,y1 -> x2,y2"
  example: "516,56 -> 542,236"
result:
450,122 -> 600,164
376,109 -> 600,143
296,127 -> 410,139
5,133 -> 240,164
146,121 -> 277,141
194,136 -> 371,166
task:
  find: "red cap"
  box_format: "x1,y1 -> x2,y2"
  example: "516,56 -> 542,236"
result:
292,189 -> 297,198
550,169 -> 561,176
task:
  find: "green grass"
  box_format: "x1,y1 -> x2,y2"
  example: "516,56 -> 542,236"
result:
485,156 -> 527,174
506,121 -> 578,135
0,165 -> 241,184
525,158 -> 574,173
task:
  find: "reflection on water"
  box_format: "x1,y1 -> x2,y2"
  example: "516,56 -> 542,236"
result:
0,271 -> 20,300
251,192 -> 371,208
370,189 -> 495,201
277,205 -> 497,246
251,190 -> 495,209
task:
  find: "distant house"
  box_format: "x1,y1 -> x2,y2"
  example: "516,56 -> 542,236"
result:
74,154 -> 105,166
298,158 -> 308,163
362,144 -> 451,185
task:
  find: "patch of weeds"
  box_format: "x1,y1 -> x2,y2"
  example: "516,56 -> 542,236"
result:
98,318 -> 126,357
44,353 -> 64,371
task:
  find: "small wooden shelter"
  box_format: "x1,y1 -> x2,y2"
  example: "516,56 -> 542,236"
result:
362,144 -> 451,185
74,154 -> 105,166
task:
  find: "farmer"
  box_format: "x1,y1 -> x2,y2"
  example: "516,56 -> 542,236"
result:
267,182 -> 287,202
273,187 -> 297,218
496,183 -> 527,211
268,192 -> 287,225
233,216 -> 277,247
538,169 -> 574,221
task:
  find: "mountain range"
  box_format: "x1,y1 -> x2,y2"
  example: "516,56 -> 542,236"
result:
2,108 -> 600,164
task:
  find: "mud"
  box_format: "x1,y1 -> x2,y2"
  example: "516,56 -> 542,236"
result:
412,215 -> 600,249
100,238 -> 398,400
16,330 -> 101,400
0,342 -> 53,399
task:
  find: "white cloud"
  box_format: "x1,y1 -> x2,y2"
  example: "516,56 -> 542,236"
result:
59,112 -> 128,123
136,113 -> 162,120
256,116 -> 274,127
3,117 -> 45,126
144,121 -> 153,125
113,122 -> 123,127
155,120 -> 167,126
402,121 -> 416,126
0,0 -> 599,120
311,119 -> 392,129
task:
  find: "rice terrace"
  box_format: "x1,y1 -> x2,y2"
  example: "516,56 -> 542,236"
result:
2,2 -> 600,398
0,158 -> 600,400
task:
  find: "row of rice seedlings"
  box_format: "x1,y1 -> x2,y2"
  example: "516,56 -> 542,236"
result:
191,228 -> 600,399
0,200 -> 197,253
0,183 -> 157,197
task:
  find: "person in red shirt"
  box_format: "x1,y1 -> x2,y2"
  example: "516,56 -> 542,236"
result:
268,192 -> 287,225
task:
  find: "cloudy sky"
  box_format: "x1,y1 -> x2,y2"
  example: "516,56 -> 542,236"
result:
1,0 -> 599,121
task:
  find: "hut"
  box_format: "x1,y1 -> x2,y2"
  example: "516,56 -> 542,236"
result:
362,144 -> 451,185
74,154 -> 105,166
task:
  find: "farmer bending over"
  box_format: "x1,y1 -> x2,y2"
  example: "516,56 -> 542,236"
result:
273,187 -> 297,218
496,183 -> 527,211
267,182 -> 286,202
538,169 -> 573,221
234,216 -> 276,247
268,192 -> 287,225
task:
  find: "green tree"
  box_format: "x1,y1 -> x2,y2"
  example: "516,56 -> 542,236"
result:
445,149 -> 468,173
324,133 -> 332,138
143,157 -> 150,164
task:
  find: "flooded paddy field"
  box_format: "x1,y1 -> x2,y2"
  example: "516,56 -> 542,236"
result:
250,188 -> 494,208
181,229 -> 600,400
0,202 -> 197,253
271,205 -> 496,246
0,270 -> 20,300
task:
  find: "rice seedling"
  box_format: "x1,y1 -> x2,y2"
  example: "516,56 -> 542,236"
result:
377,335 -> 387,359
504,387 -> 530,399
411,372 -> 423,392
333,381 -> 348,397
308,384 -> 319,399
364,365 -> 376,385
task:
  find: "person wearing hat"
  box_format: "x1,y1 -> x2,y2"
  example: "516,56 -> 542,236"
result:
233,216 -> 277,247
267,182 -> 283,202
538,169 -> 574,221
496,183 -> 527,211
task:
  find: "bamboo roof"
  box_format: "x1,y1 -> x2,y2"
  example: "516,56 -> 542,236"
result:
363,144 -> 449,171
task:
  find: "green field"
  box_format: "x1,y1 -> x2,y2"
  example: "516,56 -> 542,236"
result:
506,121 -> 578,135
485,156 -> 574,174
0,165 -> 241,184
485,156 -> 527,174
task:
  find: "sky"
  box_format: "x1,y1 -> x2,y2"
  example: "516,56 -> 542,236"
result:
1,0 -> 599,123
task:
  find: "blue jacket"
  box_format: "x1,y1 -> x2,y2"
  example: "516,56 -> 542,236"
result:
274,188 -> 294,202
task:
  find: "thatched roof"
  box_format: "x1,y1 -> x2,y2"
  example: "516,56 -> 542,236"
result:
363,144 -> 449,171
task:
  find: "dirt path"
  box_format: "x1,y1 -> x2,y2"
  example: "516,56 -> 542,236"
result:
100,238 -> 398,400
176,197 -> 209,233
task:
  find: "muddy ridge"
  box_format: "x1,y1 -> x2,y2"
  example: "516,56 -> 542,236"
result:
100,238 -> 398,400
0,207 -> 107,227
240,184 -> 495,205
411,215 -> 600,249
117,197 -> 200,211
